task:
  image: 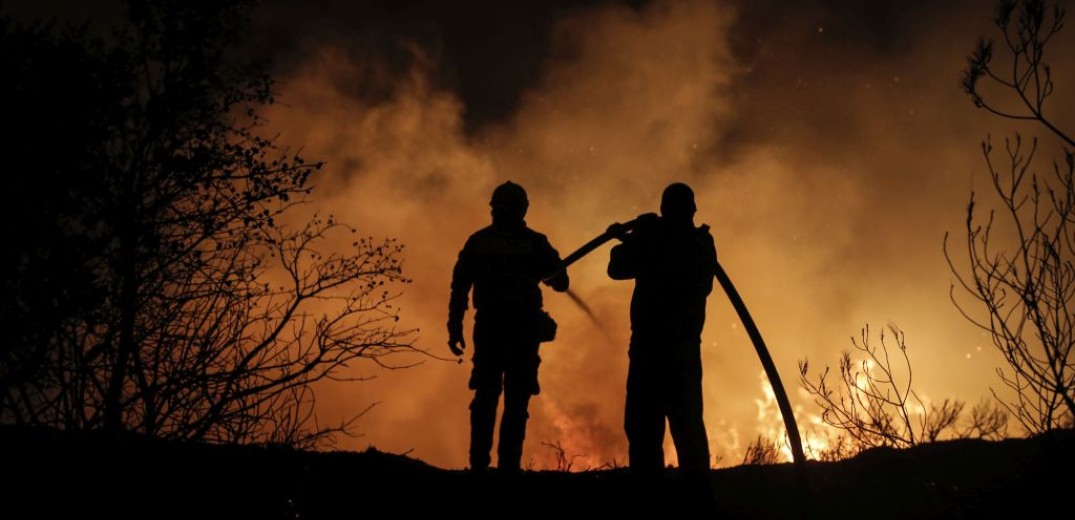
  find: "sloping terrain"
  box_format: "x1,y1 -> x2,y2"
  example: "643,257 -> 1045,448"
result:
2,425 -> 1070,519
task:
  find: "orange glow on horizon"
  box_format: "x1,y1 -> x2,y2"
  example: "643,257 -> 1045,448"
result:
256,0 -> 1070,470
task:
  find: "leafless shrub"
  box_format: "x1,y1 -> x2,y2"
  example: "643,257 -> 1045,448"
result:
800,325 -> 1009,451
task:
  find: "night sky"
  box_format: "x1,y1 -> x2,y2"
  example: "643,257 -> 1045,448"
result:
8,0 -> 1073,469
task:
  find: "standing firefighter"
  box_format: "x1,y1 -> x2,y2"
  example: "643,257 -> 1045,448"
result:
607,182 -> 717,478
448,181 -> 570,472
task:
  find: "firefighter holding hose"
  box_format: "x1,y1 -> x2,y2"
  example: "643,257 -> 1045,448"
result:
606,182 -> 717,483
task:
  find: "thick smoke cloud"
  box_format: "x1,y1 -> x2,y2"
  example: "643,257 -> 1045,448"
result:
16,0 -> 1070,468
264,0 -> 742,468
259,0 -> 1075,468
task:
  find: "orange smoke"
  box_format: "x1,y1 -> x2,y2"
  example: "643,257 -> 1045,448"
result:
259,0 -> 1074,469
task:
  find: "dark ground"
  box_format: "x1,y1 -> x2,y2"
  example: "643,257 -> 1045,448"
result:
2,425 -> 1071,519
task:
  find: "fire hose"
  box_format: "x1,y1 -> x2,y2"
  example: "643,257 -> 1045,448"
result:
546,215 -> 806,468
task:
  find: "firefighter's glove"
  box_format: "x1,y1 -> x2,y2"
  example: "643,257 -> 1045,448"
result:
447,319 -> 466,357
606,222 -> 630,241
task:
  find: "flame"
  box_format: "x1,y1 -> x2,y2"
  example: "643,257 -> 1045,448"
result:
248,0 -> 1055,468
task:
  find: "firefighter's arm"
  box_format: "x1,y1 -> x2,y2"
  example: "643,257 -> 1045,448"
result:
536,234 -> 570,292
447,245 -> 473,356
544,249 -> 570,293
545,268 -> 569,292
699,224 -> 718,295
607,212 -> 656,280
607,239 -> 639,280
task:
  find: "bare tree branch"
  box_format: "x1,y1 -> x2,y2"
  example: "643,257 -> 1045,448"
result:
799,325 -> 1001,451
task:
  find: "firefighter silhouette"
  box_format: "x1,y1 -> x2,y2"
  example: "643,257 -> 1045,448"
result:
448,181 -> 569,471
607,182 -> 717,476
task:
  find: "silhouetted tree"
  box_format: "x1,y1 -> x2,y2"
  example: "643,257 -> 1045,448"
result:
799,325 -> 1008,451
0,0 -> 415,447
947,0 -> 1075,433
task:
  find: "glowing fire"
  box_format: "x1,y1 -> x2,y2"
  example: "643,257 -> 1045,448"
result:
250,0 -> 1020,469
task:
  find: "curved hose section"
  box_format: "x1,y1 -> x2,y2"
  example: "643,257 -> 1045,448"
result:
714,261 -> 805,466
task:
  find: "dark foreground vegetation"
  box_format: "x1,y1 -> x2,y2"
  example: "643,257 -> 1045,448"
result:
3,425 -> 1071,519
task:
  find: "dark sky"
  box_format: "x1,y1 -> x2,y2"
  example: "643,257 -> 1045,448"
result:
242,0 -> 964,132
247,0 -> 649,129
5,0 -> 965,132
